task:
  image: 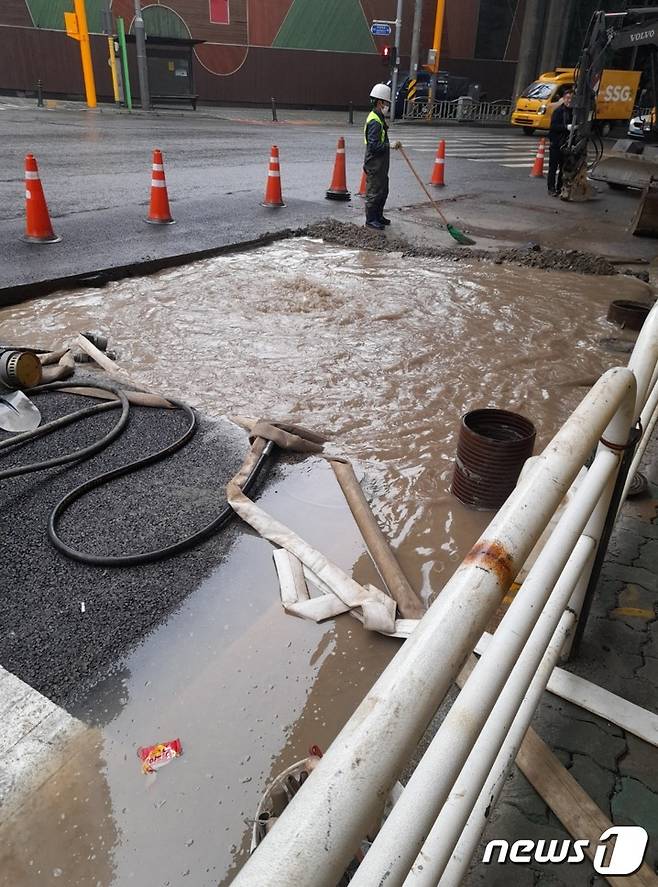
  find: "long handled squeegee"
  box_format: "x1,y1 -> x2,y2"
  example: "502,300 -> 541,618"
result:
394,142 -> 475,246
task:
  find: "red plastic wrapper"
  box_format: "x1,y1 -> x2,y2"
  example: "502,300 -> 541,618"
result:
137,738 -> 183,774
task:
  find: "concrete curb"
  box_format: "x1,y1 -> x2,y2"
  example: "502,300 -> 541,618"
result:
0,666 -> 84,818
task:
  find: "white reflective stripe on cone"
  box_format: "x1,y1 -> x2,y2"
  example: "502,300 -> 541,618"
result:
337,149 -> 345,154
152,163 -> 164,171
25,171 -> 40,180
151,180 -> 166,188
435,158 -> 444,164
268,171 -> 281,177
25,190 -> 31,199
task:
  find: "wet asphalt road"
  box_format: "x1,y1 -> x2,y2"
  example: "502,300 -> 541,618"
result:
0,101 -> 539,294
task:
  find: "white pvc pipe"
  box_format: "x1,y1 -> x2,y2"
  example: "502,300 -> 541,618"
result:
403,536 -> 593,887
233,368 -> 635,887
627,300 -> 658,418
622,376 -> 658,504
437,609 -> 579,887
562,356 -> 640,655
348,451 -> 619,887
561,471 -> 616,662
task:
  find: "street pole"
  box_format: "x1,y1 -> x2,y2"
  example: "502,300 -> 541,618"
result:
390,0 -> 404,122
101,0 -> 113,35
64,0 -> 97,108
428,0 -> 446,107
409,0 -> 423,78
133,0 -> 150,110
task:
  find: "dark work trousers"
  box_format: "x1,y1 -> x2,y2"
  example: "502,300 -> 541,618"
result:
364,151 -> 390,222
547,143 -> 564,193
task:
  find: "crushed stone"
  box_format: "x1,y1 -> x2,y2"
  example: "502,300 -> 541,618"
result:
296,220 -> 618,276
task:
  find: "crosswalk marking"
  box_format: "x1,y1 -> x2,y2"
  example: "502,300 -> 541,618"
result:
396,130 -> 543,170
398,135 -> 536,142
467,153 -> 538,160
447,149 -> 536,155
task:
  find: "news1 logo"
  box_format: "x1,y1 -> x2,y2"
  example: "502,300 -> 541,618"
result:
483,826 -> 649,875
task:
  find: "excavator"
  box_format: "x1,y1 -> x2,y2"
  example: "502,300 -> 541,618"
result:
563,5 -> 658,233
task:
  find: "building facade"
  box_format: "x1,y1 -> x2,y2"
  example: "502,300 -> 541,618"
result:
0,1 -> 592,108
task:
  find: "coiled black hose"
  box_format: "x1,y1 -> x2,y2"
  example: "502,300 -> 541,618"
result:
0,382 -> 274,567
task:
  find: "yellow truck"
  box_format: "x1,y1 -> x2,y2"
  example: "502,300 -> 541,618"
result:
511,68 -> 641,135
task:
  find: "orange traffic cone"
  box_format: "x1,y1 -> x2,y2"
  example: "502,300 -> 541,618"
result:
146,149 -> 175,224
23,154 -> 61,243
263,145 -> 285,207
430,139 -> 446,187
357,170 -> 366,198
530,138 -> 546,178
326,137 -> 351,201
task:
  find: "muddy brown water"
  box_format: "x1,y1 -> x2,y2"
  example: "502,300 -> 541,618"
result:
0,239 -> 649,885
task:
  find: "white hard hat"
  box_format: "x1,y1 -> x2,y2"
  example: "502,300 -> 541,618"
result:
370,83 -> 392,102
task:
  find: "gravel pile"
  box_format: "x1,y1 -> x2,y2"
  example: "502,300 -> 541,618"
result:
0,388 -> 271,705
491,246 -> 616,275
298,220 -> 618,276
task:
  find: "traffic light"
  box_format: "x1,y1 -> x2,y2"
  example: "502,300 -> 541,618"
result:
382,45 -> 396,68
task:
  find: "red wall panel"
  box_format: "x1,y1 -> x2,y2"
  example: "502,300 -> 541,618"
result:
247,0 -> 291,47
209,0 -> 229,25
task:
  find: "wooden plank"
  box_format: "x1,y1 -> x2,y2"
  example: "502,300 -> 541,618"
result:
475,632 -> 658,747
516,729 -> 658,887
546,667 -> 658,748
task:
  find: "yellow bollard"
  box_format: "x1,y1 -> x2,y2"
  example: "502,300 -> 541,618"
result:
107,36 -> 120,103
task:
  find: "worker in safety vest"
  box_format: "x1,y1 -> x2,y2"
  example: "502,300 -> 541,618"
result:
363,83 -> 391,230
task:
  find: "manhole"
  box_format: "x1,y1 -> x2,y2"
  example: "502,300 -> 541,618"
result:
451,408 -> 536,510
607,300 -> 651,331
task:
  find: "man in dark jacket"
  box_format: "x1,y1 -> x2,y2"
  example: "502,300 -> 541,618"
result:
548,89 -> 573,196
364,83 -> 392,230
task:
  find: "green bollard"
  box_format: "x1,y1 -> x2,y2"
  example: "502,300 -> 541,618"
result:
117,17 -> 132,112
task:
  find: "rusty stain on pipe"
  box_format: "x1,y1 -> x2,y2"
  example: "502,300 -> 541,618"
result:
463,540 -> 516,587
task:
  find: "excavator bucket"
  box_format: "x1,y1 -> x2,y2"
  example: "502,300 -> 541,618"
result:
590,139 -> 658,190
630,178 -> 658,237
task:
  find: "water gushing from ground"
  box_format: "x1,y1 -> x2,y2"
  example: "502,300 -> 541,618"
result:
2,239 -> 644,594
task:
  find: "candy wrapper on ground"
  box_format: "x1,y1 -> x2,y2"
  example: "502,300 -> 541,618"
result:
137,738 -> 183,774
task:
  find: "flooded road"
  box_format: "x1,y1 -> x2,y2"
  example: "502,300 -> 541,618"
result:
2,239 -> 646,593
0,239 -> 648,885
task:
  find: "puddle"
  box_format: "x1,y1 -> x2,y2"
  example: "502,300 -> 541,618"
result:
0,238 -> 647,884
0,460 -> 398,887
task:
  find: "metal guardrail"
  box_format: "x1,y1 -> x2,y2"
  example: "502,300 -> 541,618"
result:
233,302 -> 658,887
403,96 -> 512,123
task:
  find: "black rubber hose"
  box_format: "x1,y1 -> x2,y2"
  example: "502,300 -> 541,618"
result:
48,437 -> 274,567
0,383 -> 130,478
1,382 -> 276,567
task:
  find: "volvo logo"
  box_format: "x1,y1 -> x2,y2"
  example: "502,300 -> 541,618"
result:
631,29 -> 655,42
